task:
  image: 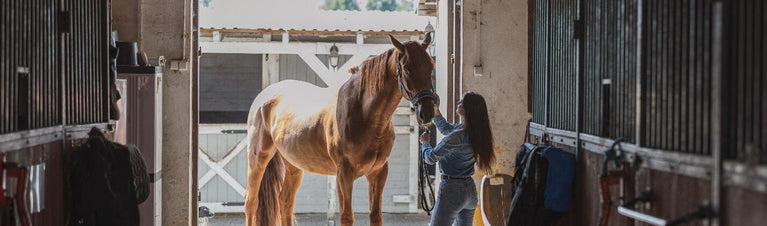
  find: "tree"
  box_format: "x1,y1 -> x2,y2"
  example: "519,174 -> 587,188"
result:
396,0 -> 414,12
201,0 -> 212,7
322,0 -> 361,11
366,0 -> 398,11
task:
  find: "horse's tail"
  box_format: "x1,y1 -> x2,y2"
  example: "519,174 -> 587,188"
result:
257,153 -> 284,225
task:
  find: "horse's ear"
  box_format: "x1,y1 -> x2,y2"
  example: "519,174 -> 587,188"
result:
388,34 -> 406,52
421,32 -> 432,49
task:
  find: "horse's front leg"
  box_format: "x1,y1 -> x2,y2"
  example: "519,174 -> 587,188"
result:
366,162 -> 389,226
336,161 -> 356,226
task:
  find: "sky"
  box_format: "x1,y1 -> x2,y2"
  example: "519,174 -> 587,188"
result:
202,0 -> 410,12
199,0 -> 430,31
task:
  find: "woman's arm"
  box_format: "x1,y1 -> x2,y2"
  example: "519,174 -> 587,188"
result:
433,113 -> 462,136
421,133 -> 460,165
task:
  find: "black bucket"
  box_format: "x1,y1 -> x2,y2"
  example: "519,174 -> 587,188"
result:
116,41 -> 138,66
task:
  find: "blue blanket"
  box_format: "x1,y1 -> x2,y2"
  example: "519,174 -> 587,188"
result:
541,147 -> 576,212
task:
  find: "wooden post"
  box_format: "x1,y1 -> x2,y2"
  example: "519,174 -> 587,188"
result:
327,175 -> 337,226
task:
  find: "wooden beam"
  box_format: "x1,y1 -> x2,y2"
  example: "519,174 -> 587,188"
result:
202,42 -> 392,87
298,52 -> 345,86
201,42 -> 392,55
356,32 -> 364,44
198,148 -> 247,196
282,31 -> 289,43
200,28 -> 424,37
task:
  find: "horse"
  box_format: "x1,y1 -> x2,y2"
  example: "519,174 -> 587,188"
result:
244,34 -> 436,226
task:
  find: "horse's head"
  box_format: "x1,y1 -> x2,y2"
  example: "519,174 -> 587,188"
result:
389,34 -> 436,126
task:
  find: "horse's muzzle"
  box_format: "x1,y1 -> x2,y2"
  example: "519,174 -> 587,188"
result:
416,99 -> 436,125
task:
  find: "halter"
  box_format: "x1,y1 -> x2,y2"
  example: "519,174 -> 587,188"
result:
395,56 -> 438,107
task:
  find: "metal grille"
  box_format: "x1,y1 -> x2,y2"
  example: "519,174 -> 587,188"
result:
1,0 -> 60,133
532,0 -> 765,163
547,0 -> 578,131
582,0 -> 638,142
531,0 -> 548,125
721,0 -> 766,163
641,0 -> 716,155
61,0 -> 109,125
531,0 -> 578,130
2,0 -> 109,135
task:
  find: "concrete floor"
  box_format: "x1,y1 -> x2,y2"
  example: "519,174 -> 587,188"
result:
204,213 -> 431,226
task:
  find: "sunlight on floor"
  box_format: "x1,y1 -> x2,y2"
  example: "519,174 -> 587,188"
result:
206,213 -> 431,226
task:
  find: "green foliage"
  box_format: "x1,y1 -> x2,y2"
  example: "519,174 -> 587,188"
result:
323,0 -> 361,11
201,0 -> 212,7
366,0 -> 414,12
366,0 -> 397,11
396,0 -> 413,12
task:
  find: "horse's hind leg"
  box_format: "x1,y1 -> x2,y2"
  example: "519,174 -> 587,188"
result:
366,162 -> 389,226
280,159 -> 304,226
244,136 -> 276,225
244,106 -> 278,225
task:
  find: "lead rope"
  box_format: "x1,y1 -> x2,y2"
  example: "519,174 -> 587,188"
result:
418,140 -> 436,215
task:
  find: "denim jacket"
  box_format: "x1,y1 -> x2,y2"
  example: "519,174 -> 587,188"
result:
421,114 -> 476,177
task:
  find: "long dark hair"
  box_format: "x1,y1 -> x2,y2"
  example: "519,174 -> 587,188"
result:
462,92 -> 495,174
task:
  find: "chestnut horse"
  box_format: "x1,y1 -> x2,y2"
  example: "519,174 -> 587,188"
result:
244,34 -> 436,226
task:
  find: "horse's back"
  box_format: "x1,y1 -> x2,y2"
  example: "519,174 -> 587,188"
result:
248,80 -> 339,174
248,80 -> 336,121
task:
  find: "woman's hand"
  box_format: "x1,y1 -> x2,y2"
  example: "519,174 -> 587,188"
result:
419,130 -> 431,143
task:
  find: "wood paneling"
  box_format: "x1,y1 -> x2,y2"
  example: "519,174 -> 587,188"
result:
200,53 -> 263,113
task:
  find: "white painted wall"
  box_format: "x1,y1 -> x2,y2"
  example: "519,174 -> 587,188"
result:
433,0 -> 529,225
459,0 -> 530,176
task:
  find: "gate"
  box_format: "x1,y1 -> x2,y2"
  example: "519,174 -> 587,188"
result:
2,0 -> 111,224
531,0 -> 766,225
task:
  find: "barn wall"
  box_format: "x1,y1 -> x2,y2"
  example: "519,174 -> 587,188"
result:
139,0 -> 197,223
276,54 -> 356,87
455,0 -> 529,224
200,53 -> 262,112
460,0 -> 530,176
199,53 -> 263,123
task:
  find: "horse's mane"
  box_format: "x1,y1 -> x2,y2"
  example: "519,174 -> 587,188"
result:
353,48 -> 395,96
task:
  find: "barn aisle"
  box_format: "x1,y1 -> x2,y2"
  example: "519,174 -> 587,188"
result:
207,213 -> 430,226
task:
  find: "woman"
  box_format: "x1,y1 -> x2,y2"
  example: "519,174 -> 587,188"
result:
420,92 -> 496,226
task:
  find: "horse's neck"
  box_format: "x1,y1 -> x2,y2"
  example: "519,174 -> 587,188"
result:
363,87 -> 401,126
335,68 -> 402,139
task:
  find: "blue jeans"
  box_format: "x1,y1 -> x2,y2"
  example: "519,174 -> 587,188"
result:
430,178 -> 478,226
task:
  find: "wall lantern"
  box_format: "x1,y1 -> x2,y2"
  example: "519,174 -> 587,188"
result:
329,44 -> 340,69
